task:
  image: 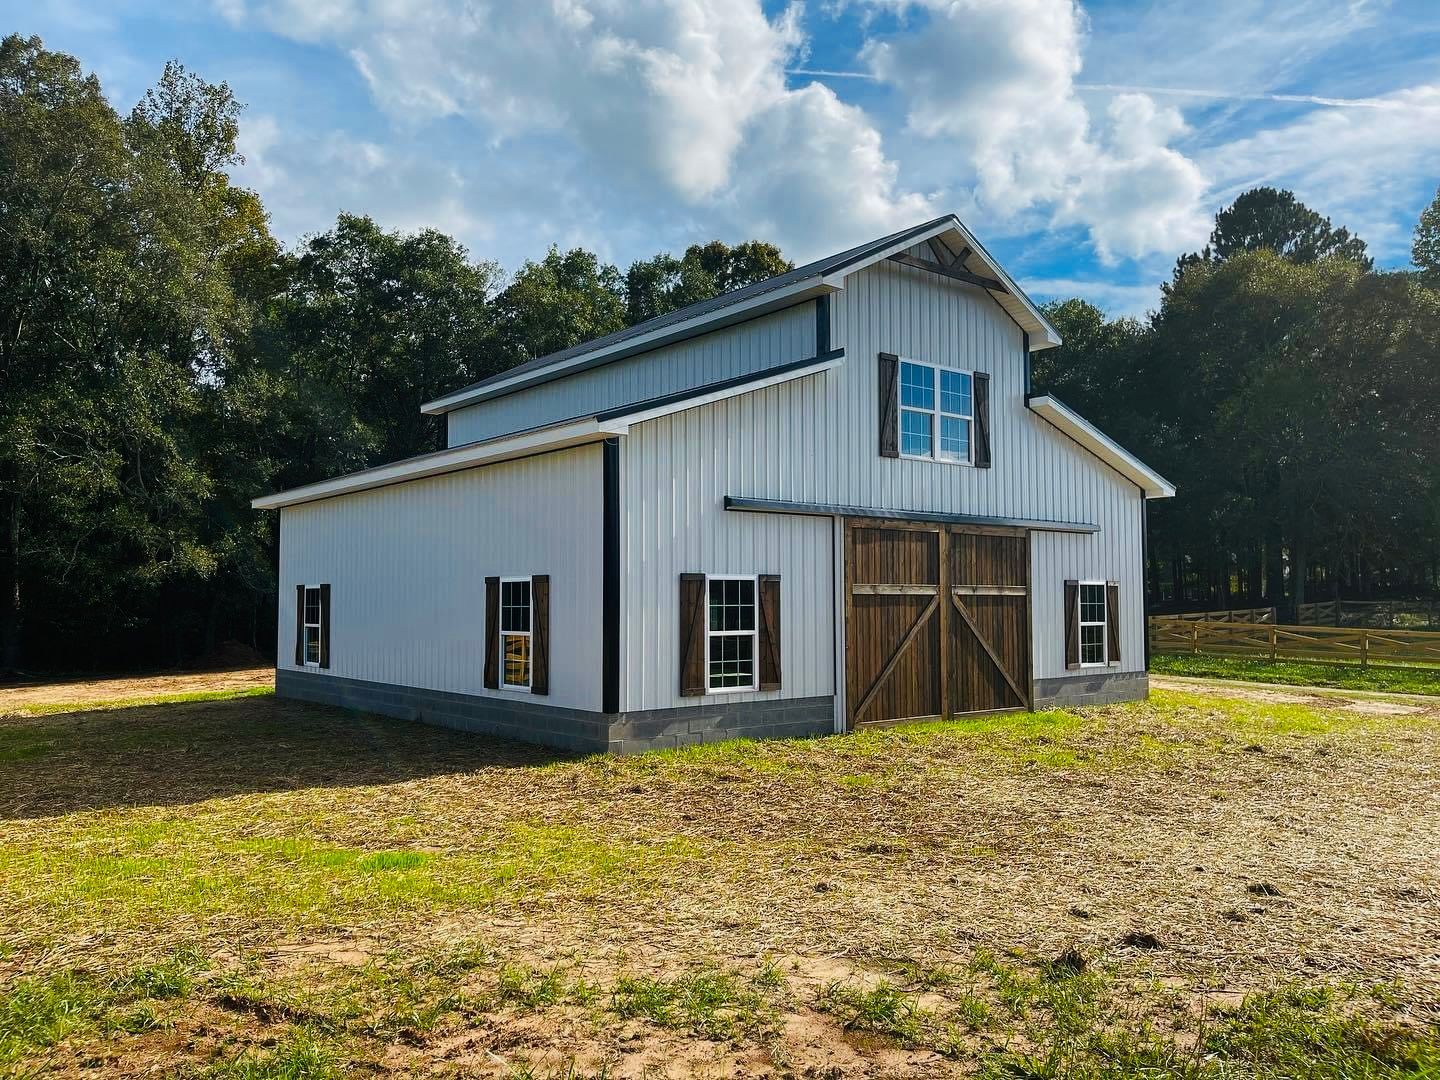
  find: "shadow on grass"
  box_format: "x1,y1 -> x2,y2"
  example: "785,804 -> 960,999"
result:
0,695 -> 573,819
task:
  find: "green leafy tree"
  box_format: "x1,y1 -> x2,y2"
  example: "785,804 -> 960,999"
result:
624,239 -> 790,324
1413,185 -> 1440,287
491,246 -> 626,365
1173,187 -> 1371,283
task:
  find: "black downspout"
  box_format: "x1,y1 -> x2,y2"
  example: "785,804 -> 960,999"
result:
1142,492 -> 1151,672
815,293 -> 830,355
1022,331 -> 1032,400
602,437 -> 621,714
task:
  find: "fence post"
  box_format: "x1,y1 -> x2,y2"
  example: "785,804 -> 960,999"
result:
1360,629 -> 1369,669
1269,624 -> 1277,662
1192,623 -> 1199,655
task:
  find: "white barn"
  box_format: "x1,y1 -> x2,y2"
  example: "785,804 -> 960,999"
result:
254,216 -> 1175,753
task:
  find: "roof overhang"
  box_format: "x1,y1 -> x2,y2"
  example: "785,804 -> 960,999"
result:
420,214 -> 1060,417
421,279 -> 835,415
254,352 -> 843,510
725,496 -> 1097,533
1026,396 -> 1176,499
821,216 -> 1062,351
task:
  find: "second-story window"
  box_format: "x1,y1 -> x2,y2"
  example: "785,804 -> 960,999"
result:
898,360 -> 973,464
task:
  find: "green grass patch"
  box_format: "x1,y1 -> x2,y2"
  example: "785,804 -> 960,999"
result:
191,1028 -> 342,1079
1152,653 -> 1440,696
610,970 -> 773,1040
0,950 -> 206,1066
2,686 -> 273,719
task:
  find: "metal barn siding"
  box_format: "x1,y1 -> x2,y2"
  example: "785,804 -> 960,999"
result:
618,254 -> 1146,708
279,445 -> 605,711
445,304 -> 817,447
620,402 -> 836,714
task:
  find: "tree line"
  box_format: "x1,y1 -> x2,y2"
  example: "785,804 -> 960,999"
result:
1034,188 -> 1440,618
3,35 -> 1437,673
0,36 -> 789,671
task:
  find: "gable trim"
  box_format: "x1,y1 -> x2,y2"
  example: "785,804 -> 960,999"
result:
1026,396 -> 1176,499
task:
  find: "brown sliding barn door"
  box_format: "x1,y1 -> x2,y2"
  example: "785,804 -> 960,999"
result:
845,519 -> 1030,727
947,528 -> 1031,715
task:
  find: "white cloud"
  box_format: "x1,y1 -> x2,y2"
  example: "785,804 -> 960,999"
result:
859,0 -> 1210,262
1022,276 -> 1162,319
1201,85 -> 1440,261
220,0 -> 930,261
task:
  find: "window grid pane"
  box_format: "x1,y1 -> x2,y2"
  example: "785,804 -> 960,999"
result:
899,362 -> 934,410
708,633 -> 755,689
940,369 -> 971,417
900,409 -> 932,457
939,415 -> 970,461
503,633 -> 530,686
709,578 -> 755,632
1079,584 -> 1106,625
1080,624 -> 1105,665
304,626 -> 320,664
304,588 -> 320,625
501,580 -> 531,632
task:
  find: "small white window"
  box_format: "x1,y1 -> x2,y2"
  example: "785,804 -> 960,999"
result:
898,359 -> 973,464
707,575 -> 757,693
303,586 -> 322,666
500,577 -> 532,689
1078,582 -> 1107,666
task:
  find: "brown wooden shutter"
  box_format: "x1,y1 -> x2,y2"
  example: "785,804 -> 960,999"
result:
679,573 -> 707,696
318,584 -> 331,669
294,585 -> 305,666
878,353 -> 899,458
1106,581 -> 1121,664
758,574 -> 781,691
973,371 -> 992,468
484,576 -> 500,690
1064,579 -> 1080,670
531,575 -> 550,695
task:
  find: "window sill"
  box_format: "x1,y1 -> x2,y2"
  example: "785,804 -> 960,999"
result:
705,684 -> 762,696
898,453 -> 975,468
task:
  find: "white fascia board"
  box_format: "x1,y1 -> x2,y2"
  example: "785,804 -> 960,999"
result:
1027,396 -> 1176,499
615,354 -> 843,427
420,277 -> 834,415
251,417 -> 625,510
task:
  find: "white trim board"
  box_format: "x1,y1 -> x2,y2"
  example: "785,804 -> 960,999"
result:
1026,396 -> 1176,499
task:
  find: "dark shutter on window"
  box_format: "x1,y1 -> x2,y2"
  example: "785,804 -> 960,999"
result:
1106,581 -> 1121,664
1064,579 -> 1080,670
294,585 -> 305,666
679,573 -> 707,697
758,574 -> 781,691
974,371 -> 992,468
484,576 -> 500,690
878,352 -> 899,458
531,575 -> 550,695
318,584 -> 331,669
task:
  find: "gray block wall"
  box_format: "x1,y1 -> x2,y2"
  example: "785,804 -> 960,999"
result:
276,670 -> 833,755
1032,669 -> 1148,708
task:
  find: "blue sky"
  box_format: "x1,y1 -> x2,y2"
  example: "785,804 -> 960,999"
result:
9,0 -> 1439,316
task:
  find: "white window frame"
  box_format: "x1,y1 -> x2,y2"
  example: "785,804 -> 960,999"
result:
302,585 -> 323,668
705,573 -> 759,695
896,358 -> 975,466
1077,580 -> 1108,668
499,575 -> 533,691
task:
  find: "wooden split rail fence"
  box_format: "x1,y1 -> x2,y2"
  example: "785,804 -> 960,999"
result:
1148,617 -> 1440,669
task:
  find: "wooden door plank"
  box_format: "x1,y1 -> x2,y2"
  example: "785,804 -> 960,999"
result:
938,527 -> 951,720
852,584 -> 938,596
950,591 -> 1027,708
853,594 -> 939,725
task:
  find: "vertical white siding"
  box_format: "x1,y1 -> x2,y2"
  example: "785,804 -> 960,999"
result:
446,304 -> 817,446
279,446 -> 604,711
621,404 -> 835,712
622,256 -> 1148,706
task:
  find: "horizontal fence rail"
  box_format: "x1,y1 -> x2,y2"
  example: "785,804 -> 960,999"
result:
1296,598 -> 1439,630
1149,617 -> 1440,669
1159,606 -> 1276,624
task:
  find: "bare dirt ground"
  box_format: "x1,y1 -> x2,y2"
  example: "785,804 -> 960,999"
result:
0,666 -> 272,712
1,672 -> 1437,1077
1152,672 -> 1440,717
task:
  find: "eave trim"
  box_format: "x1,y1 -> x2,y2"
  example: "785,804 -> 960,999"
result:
724,496 -> 1099,534
1026,395 -> 1176,499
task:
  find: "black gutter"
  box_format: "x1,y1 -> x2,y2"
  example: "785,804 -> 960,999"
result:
594,348 -> 845,423
1022,331 -> 1031,398
724,496 -> 1099,534
815,294 -> 830,354
1142,491 -> 1152,672
602,437 -> 620,715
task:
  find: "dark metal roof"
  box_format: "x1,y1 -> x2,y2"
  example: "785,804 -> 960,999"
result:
430,215 -> 956,406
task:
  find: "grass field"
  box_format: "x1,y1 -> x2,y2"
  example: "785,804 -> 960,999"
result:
1151,653 -> 1440,696
1,675 -> 1438,1077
